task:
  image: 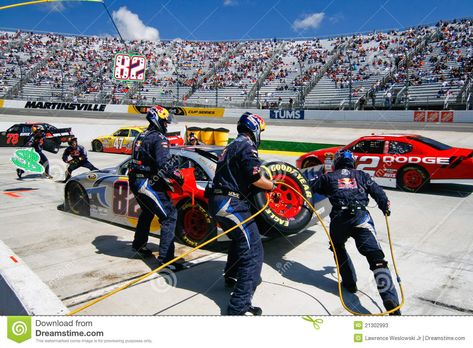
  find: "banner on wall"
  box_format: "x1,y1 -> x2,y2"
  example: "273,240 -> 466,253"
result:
128,105 -> 225,117
413,110 -> 454,123
270,109 -> 305,120
24,101 -> 106,112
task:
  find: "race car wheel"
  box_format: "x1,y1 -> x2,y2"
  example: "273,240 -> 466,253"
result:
253,161 -> 313,236
302,157 -> 321,169
92,140 -> 103,152
397,165 -> 429,192
66,181 -> 90,216
176,199 -> 217,247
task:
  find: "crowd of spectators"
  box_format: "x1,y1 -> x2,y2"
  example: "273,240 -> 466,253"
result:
0,19 -> 471,107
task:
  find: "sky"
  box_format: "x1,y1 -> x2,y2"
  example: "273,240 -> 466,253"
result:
0,0 -> 471,41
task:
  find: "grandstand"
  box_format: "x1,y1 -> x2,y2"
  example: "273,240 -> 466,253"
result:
0,18 -> 471,110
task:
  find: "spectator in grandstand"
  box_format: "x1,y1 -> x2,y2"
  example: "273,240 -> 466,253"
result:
384,91 -> 392,109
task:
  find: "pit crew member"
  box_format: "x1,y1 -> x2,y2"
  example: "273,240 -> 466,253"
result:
62,137 -> 98,182
312,149 -> 401,315
209,112 -> 274,316
127,105 -> 185,270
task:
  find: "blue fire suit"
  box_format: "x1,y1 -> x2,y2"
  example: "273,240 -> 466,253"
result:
209,134 -> 264,315
311,167 -> 400,308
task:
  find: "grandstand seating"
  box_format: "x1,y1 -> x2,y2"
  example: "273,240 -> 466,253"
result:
0,18 -> 471,109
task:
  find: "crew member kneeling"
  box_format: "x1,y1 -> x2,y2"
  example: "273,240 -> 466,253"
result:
209,112 -> 274,316
127,105 -> 185,270
312,150 -> 401,315
62,137 -> 98,182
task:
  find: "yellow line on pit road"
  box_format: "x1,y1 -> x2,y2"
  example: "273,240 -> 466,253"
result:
259,149 -> 305,157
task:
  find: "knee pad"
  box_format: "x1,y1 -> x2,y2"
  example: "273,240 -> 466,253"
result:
366,250 -> 388,271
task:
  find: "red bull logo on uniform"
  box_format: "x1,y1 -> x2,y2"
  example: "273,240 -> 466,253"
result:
338,177 -> 358,189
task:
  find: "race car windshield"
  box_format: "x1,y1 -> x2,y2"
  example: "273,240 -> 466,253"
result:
413,136 -> 452,150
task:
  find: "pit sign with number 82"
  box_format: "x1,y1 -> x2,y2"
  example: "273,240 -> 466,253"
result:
113,53 -> 147,82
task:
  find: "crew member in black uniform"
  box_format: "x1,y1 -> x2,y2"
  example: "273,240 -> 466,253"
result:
17,125 -> 52,179
127,105 -> 185,270
62,137 -> 98,182
312,149 -> 401,315
209,112 -> 274,316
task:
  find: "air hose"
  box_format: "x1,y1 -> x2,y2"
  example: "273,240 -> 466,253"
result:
67,196 -> 270,316
67,181 -> 404,316
276,181 -> 405,316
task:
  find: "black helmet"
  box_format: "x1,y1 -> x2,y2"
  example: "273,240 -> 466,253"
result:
68,136 -> 78,146
333,149 -> 355,169
237,112 -> 266,147
146,105 -> 173,133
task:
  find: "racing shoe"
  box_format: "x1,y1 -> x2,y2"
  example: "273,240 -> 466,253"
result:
342,281 -> 358,293
44,173 -> 53,179
158,260 -> 188,272
243,306 -> 263,316
384,300 -> 401,316
132,246 -> 154,257
16,169 -> 23,179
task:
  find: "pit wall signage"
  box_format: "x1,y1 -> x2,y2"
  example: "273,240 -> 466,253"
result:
128,105 -> 224,117
270,110 -> 305,120
24,101 -> 106,112
414,111 -> 454,123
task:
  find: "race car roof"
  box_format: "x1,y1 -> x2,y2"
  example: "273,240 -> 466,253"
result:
363,134 -> 420,138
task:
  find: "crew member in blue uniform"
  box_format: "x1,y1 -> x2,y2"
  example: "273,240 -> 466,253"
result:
209,112 -> 274,316
62,137 -> 98,182
312,149 -> 401,315
17,125 -> 52,179
127,105 -> 185,270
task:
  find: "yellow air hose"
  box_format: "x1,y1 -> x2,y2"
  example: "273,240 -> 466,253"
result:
67,179 -> 404,316
67,196 -> 270,316
275,181 -> 405,316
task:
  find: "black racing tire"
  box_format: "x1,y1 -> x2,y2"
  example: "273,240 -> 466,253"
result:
302,157 -> 321,169
396,165 -> 429,192
65,181 -> 90,216
175,199 -> 217,247
92,140 -> 103,152
252,161 -> 313,236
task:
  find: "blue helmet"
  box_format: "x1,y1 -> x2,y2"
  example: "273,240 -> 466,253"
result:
334,149 -> 355,169
237,112 -> 266,147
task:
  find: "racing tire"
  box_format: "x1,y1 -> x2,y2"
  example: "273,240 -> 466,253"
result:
301,157 -> 321,169
175,199 -> 217,247
397,165 -> 429,192
252,161 -> 313,236
65,181 -> 90,216
92,140 -> 103,152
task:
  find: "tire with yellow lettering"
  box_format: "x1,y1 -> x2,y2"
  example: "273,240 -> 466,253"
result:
252,161 -> 313,236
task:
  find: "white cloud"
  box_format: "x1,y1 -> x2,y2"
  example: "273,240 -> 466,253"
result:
112,6 -> 160,42
292,12 -> 325,31
223,0 -> 236,6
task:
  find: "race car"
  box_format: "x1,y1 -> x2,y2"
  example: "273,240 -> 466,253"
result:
0,122 -> 74,153
62,146 -> 329,247
91,126 -> 184,154
296,134 -> 473,192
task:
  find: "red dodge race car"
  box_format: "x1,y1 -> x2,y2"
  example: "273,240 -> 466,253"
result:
296,134 -> 473,192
